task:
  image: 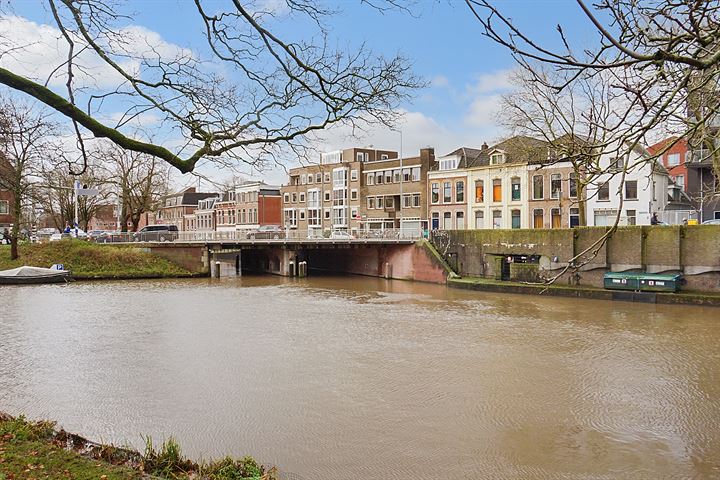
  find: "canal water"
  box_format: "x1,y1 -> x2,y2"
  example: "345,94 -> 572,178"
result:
1,276 -> 719,479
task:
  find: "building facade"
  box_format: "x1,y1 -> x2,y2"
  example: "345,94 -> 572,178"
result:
155,187 -> 218,231
527,160 -> 584,229
235,182 -> 281,233
428,147 -> 481,230
585,145 -> 669,226
648,137 -> 689,193
0,157 -> 14,234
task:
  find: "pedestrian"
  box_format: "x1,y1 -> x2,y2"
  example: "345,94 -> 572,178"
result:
650,213 -> 659,225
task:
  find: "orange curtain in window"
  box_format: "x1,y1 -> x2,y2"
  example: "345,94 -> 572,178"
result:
475,185 -> 483,202
551,212 -> 561,228
534,211 -> 544,228
493,184 -> 502,202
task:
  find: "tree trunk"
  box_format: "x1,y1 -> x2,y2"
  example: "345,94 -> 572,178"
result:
10,194 -> 21,260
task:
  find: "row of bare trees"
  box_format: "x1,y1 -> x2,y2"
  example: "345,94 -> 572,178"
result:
0,98 -> 170,260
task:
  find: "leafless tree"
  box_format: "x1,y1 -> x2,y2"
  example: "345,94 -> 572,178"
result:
470,0 -> 720,193
101,144 -> 170,232
0,1 -> 422,174
0,99 -> 57,259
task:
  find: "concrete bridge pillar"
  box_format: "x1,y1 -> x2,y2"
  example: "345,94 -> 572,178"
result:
210,251 -> 241,278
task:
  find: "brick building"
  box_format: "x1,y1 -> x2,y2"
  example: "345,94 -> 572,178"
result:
234,182 -> 281,233
154,187 -> 218,231
0,157 -> 14,234
281,147 -> 433,236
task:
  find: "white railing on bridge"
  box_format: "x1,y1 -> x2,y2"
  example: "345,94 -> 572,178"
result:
91,228 -> 424,244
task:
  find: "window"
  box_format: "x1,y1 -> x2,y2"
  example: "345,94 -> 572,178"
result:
431,183 -> 439,204
475,180 -> 484,203
443,182 -> 452,203
492,210 -> 502,229
492,179 -> 502,202
569,173 -> 578,198
533,175 -> 544,200
490,153 -> 504,165
569,208 -> 580,228
625,180 -> 638,200
413,194 -> 420,207
299,192 -> 306,203
350,207 -> 359,219
283,193 -> 289,204
307,174 -> 313,184
456,181 -> 464,202
511,177 -> 521,201
393,169 -> 401,183
324,209 -> 331,220
511,209 -> 521,229
456,211 -> 465,229
443,212 -> 452,230
403,195 -> 412,208
533,208 -> 544,228
367,197 -> 375,209
667,153 -> 680,166
350,170 -> 358,181
299,209 -> 306,220
551,174 -> 562,199
475,210 -> 484,229
431,212 -> 439,230
308,208 -> 321,226
357,152 -> 364,162
324,173 -> 331,183
440,157 -> 458,171
377,196 -> 384,209
375,172 -> 383,184
412,167 -> 421,181
367,173 -> 375,185
403,168 -> 411,182
381,154 -> 389,160
284,208 -> 297,228
301,174 -> 307,185
611,157 -> 624,171
594,209 -> 618,226
307,189 -> 321,208
386,197 -> 394,208
385,170 -> 392,184
598,182 -> 609,201
675,174 -> 685,190
324,191 -> 331,202
551,208 -> 561,228
626,209 -> 637,226
350,189 -> 358,200
291,192 -> 298,203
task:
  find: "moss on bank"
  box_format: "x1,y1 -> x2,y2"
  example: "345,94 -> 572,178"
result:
0,241 -> 192,279
0,413 -> 276,479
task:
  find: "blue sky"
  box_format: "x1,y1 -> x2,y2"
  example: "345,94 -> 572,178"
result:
4,0 -> 597,187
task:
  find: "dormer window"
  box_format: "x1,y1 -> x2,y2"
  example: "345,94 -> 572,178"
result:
439,156 -> 458,171
490,152 -> 505,165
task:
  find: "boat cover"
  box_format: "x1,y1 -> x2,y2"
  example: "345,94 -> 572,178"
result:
0,266 -> 67,277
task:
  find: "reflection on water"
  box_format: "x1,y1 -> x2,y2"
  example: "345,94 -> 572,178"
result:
1,275 -> 720,479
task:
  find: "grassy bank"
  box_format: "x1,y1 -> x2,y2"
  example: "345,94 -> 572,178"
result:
0,413 -> 275,479
0,241 -> 193,279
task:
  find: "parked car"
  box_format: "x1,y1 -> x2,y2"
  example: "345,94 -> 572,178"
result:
0,232 -> 10,245
49,233 -> 68,242
133,224 -> 179,242
69,228 -> 88,239
247,225 -> 284,240
87,229 -> 110,242
329,230 -> 354,240
702,219 -> 720,225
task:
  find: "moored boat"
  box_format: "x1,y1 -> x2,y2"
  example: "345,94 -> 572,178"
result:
0,266 -> 72,285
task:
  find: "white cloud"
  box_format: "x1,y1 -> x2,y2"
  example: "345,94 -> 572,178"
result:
463,68 -> 515,128
431,75 -> 449,88
0,15 -> 193,90
467,69 -> 514,94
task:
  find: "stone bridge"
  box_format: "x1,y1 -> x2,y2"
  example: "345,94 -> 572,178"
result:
138,237 -> 453,284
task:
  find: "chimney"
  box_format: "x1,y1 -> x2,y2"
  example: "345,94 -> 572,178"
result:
481,142 -> 489,150
420,147 -> 435,163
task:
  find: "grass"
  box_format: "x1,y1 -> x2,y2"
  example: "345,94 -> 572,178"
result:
0,240 -> 192,279
0,414 -> 140,479
0,414 -> 276,480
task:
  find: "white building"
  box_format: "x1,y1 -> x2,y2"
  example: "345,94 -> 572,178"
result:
586,144 -> 669,226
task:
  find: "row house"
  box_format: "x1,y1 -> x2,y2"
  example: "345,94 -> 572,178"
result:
185,196 -> 221,232
280,147 -> 432,235
527,159 -> 583,229
234,182 -> 282,232
429,136 -> 549,230
155,187 -> 219,231
585,143 -> 668,226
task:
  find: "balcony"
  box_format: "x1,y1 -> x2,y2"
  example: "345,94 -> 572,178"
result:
688,149 -> 716,166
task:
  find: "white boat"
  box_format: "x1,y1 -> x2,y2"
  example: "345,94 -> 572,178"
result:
0,266 -> 72,285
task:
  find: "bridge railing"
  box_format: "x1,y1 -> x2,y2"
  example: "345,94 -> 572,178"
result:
90,228 -> 423,244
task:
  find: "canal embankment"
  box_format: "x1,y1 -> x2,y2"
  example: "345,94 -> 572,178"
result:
0,241 -> 198,279
0,412 -> 276,479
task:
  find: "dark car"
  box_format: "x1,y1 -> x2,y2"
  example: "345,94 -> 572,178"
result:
247,225 -> 284,240
133,224 -> 179,242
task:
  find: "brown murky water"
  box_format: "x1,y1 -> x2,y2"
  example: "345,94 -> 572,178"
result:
1,276 -> 719,479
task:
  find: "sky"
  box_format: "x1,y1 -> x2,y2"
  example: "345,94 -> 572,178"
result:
2,0 -> 599,189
